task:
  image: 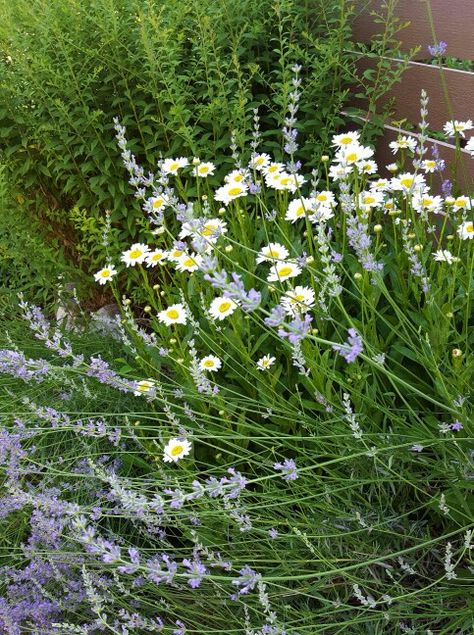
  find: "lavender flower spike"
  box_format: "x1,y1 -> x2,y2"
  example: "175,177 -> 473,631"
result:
333,328 -> 364,363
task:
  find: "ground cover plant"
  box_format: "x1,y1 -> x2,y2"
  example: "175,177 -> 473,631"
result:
0,61 -> 473,633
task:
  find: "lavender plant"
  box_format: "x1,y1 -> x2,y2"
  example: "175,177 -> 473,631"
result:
0,80 -> 473,634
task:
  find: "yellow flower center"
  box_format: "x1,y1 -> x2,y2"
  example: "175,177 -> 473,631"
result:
233,174 -> 244,182
346,152 -> 358,162
267,249 -> 279,258
167,309 -> 179,320
425,161 -> 436,169
203,360 -> 215,368
100,269 -> 110,277
467,224 -> 474,233
218,301 -> 232,313
340,136 -> 353,145
363,164 -> 372,171
384,202 -> 394,210
268,165 -> 279,173
295,206 -> 305,216
129,249 -> 143,259
455,199 -> 466,207
183,258 -> 196,267
363,196 -> 375,205
198,166 -> 209,174
280,177 -> 292,185
228,187 -> 243,196
170,445 -> 184,456
153,198 -> 164,209
152,253 -> 163,261
172,250 -> 183,258
278,266 -> 293,277
400,178 -> 413,188
202,224 -> 216,236
169,162 -> 179,171
256,157 -> 265,165
422,198 -> 432,207
291,294 -> 305,303
317,194 -> 327,202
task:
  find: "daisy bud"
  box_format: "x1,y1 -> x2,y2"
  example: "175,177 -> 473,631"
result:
374,224 -> 383,233
414,244 -> 422,252
192,157 -> 200,165
311,328 -> 319,335
225,245 -> 233,253
169,338 -> 177,344
201,195 -> 208,201
446,312 -> 453,318
321,155 -> 329,162
144,305 -> 152,313
218,410 -> 225,416
134,355 -> 140,361
152,226 -> 166,235
445,196 -> 455,205
354,272 -> 363,280
218,207 -> 226,215
124,298 -> 132,306
306,255 -> 314,264
407,232 -> 416,240
303,231 -> 308,237
153,284 -> 160,290
386,163 -> 398,173
447,234 -> 454,241
388,209 -> 400,216
160,291 -> 165,296
177,358 -> 184,364
452,349 -> 463,369
134,420 -> 140,426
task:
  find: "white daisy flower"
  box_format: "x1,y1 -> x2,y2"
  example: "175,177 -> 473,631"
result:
209,296 -> 238,321
161,157 -> 189,175
412,194 -> 443,215
256,355 -> 276,370
328,164 -> 352,180
335,143 -> 373,166
249,153 -> 271,171
265,171 -> 305,193
157,303 -> 188,326
168,246 -> 187,262
121,243 -> 150,267
390,172 -> 426,193
314,191 -> 336,207
443,120 -> 473,138
386,163 -> 399,173
224,169 -> 249,184
358,190 -> 384,210
150,194 -> 170,212
267,261 -> 301,283
214,182 -> 248,206
199,219 -> 227,242
388,135 -> 417,154
432,249 -> 455,264
280,285 -> 315,316
199,355 -> 222,372
175,252 -> 202,273
451,196 -> 473,212
465,137 -> 474,156
457,221 -> 474,240
133,379 -> 155,397
163,438 -> 192,463
192,161 -> 216,177
421,159 -> 438,173
331,131 -> 361,147
145,249 -> 168,267
93,265 -> 117,285
256,242 -> 289,264
262,161 -> 285,176
285,197 -> 316,223
370,178 -> 390,191
360,159 -> 378,175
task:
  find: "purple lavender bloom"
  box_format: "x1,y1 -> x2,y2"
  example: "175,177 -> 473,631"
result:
332,328 -> 364,363
221,468 -> 247,500
268,527 -> 278,539
346,217 -> 383,273
442,179 -> 453,197
427,41 -> 447,56
173,620 -> 187,635
182,558 -> 207,588
231,565 -> 260,599
264,305 -> 286,328
450,420 -> 463,431
249,181 -> 262,194
146,554 -> 177,585
278,313 -> 312,345
273,458 -> 298,481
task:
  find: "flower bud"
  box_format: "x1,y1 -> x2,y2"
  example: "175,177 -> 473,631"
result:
177,358 -> 184,364
201,195 -> 208,201
354,272 -> 363,280
321,155 -> 329,162
218,207 -> 226,215
445,312 -> 454,318
452,348 -> 463,369
413,244 -> 422,252
446,234 -> 454,241
407,232 -> 416,240
306,255 -> 314,264
192,157 -> 200,165
152,226 -> 166,235
386,163 -> 398,173
374,224 -> 383,233
169,338 -> 177,344
160,291 -> 165,296
153,283 -> 160,290
144,305 -> 152,313
218,410 -> 225,416
124,298 -> 132,306
225,245 -> 233,253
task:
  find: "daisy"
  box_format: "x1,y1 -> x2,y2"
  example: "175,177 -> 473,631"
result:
168,246 -> 187,262
285,197 -> 316,223
157,303 -> 188,326
331,131 -> 361,147
457,221 -> 474,240
314,191 -> 336,207
360,159 -> 378,175
192,161 -> 216,177
465,137 -> 474,156
265,171 -> 305,193
175,252 -> 202,273
209,296 -> 238,321
150,194 -> 169,213
386,163 -> 398,173
163,438 -> 192,463
262,161 -> 285,176
161,157 -> 189,175
249,153 -> 271,171
93,265 -> 117,285
421,159 -> 438,173
121,243 -> 150,267
199,355 -> 222,372
443,120 -> 473,138
358,190 -> 384,210
280,286 -> 315,316
335,143 -> 373,166
388,135 -> 417,154
432,249 -> 455,264
225,169 -> 249,184
133,379 -> 155,397
451,196 -> 473,212
267,261 -> 301,283
328,164 -> 352,180
256,242 -> 289,264
370,178 -> 390,191
199,219 -> 228,242
412,194 -> 443,215
145,249 -> 168,267
214,182 -> 248,206
390,172 -> 426,193
256,355 -> 276,371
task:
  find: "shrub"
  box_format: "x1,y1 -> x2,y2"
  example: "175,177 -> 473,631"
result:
0,77 -> 472,633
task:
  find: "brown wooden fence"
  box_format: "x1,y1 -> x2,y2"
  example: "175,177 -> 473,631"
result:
353,0 -> 474,187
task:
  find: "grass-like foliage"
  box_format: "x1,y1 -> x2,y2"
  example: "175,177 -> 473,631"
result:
0,67 -> 472,633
